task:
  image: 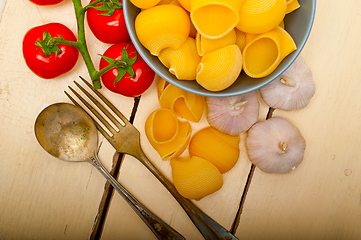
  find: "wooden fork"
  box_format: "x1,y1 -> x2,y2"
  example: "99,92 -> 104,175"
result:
65,76 -> 238,240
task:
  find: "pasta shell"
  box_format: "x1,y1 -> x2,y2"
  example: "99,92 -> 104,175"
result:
286,0 -> 300,14
170,156 -> 223,200
189,126 -> 240,173
179,0 -> 191,11
245,33 -> 259,46
130,0 -> 161,9
243,26 -> 297,78
158,37 -> 201,80
145,108 -> 192,161
235,28 -> 247,52
157,0 -> 175,4
196,45 -> 242,91
157,77 -> 170,99
158,79 -> 205,122
135,5 -> 191,56
196,29 -> 236,56
191,0 -> 243,39
236,0 -> 287,34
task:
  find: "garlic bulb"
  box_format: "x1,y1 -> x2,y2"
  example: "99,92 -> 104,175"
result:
246,117 -> 306,174
206,91 -> 259,135
259,56 -> 315,110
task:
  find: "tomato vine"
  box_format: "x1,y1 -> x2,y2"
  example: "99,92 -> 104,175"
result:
36,0 -> 125,89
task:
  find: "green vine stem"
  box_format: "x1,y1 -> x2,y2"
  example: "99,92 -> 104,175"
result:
52,0 -> 116,89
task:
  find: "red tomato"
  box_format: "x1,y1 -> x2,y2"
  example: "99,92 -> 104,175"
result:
29,0 -> 64,5
22,23 -> 79,79
86,0 -> 130,44
99,42 -> 155,97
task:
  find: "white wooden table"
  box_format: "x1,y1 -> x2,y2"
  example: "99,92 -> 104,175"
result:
1,1 -> 361,240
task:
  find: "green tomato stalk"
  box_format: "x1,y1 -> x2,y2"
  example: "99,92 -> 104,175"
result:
36,0 -> 123,89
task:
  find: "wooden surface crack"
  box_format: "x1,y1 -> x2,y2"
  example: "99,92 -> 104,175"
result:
89,96 -> 141,240
230,107 -> 274,234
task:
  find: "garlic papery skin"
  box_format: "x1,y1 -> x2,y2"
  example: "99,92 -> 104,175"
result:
259,56 -> 315,110
206,91 -> 260,136
246,117 -> 306,174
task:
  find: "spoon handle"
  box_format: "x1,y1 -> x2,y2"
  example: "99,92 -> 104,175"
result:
89,154 -> 185,240
133,148 -> 238,240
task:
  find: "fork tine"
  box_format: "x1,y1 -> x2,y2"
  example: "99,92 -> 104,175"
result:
72,81 -> 124,130
66,85 -> 118,136
64,90 -> 112,138
79,76 -> 130,125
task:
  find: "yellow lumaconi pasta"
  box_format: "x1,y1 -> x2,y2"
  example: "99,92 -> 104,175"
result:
243,26 -> 297,78
170,156 -> 223,200
157,77 -> 169,99
191,0 -> 243,39
189,126 -> 240,173
245,32 -> 259,46
145,108 -> 192,161
168,0 -> 182,6
196,44 -> 242,91
157,0 -> 174,4
158,37 -> 201,80
135,5 -> 191,56
236,0 -> 287,34
178,0 -> 191,11
196,29 -> 236,56
158,78 -> 204,122
235,28 -> 247,52
130,0 -> 161,9
279,20 -> 285,28
286,0 -> 300,13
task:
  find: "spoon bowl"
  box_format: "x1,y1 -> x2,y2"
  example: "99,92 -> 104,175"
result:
35,102 -> 97,162
34,102 -> 184,240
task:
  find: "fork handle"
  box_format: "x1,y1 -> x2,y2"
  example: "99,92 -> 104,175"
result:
134,149 -> 238,240
89,154 -> 185,240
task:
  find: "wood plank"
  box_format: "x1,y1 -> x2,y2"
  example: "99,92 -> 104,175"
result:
0,0 -> 134,239
101,76 -> 270,239
236,1 -> 361,239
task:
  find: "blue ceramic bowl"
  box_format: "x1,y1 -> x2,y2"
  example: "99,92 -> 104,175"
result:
123,0 -> 316,97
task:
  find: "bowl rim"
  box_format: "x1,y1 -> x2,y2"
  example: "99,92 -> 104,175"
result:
123,0 -> 316,97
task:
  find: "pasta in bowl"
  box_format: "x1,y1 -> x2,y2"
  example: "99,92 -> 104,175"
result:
123,0 -> 316,97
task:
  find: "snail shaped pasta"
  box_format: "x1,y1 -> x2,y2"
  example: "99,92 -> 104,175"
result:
158,37 -> 201,80
157,0 -> 175,4
130,0 -> 161,9
243,26 -> 297,78
286,0 -> 300,13
196,44 -> 242,91
191,0 -> 243,39
196,29 -> 237,56
178,0 -> 191,11
135,5 -> 191,56
157,78 -> 204,122
235,28 -> 247,52
145,108 -> 192,161
236,0 -> 287,34
189,126 -> 240,173
170,156 -> 223,200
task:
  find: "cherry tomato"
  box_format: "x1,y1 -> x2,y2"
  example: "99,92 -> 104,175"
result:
86,0 -> 130,44
22,23 -> 79,79
99,42 -> 155,97
29,0 -> 64,6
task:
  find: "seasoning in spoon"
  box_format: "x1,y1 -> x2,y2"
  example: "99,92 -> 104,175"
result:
246,117 -> 306,174
259,56 -> 315,110
206,90 -> 260,136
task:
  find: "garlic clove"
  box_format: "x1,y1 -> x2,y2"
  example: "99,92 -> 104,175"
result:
259,56 -> 315,110
206,91 -> 260,135
246,117 -> 306,174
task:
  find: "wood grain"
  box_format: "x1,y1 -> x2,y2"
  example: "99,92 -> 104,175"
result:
236,1 -> 361,239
